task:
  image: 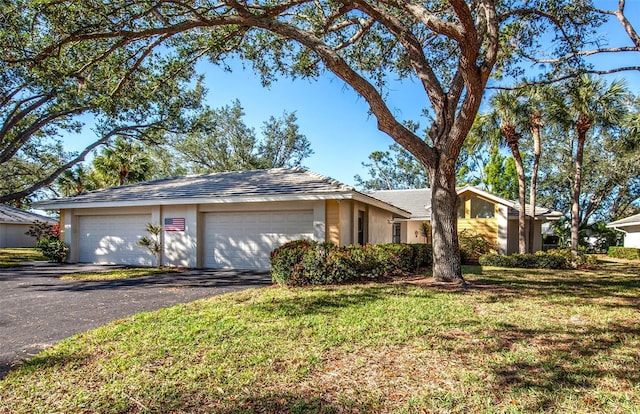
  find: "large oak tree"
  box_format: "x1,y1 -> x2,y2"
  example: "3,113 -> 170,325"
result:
0,1 -> 208,204
10,0 -> 595,282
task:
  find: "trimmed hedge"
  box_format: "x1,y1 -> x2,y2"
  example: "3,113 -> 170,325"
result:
608,246 -> 640,260
479,252 -> 568,269
479,248 -> 599,269
271,241 -> 432,286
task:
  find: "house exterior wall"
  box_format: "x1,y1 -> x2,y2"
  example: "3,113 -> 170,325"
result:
530,220 -> 543,252
623,225 -> 640,248
0,223 -> 36,248
339,201 -> 353,245
497,205 -> 508,254
367,206 -> 393,244
506,218 -> 544,253
404,221 -> 430,244
458,218 -> 498,245
506,219 -> 518,254
161,205 -> 198,268
326,199 -> 341,245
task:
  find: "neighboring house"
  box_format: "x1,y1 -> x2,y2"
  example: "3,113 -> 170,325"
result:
0,205 -> 57,248
606,213 -> 640,248
369,186 -> 562,254
35,168 -> 410,270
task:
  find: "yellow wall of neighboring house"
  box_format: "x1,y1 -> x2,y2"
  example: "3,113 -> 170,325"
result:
326,199 -> 341,245
458,218 -> 499,245
58,210 -> 65,241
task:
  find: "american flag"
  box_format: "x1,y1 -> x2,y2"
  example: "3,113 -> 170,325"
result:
164,217 -> 185,232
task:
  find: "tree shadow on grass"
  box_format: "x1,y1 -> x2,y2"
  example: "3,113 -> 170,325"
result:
477,320 -> 640,412
251,284 -> 441,318
213,393 -> 343,414
465,264 -> 640,309
2,351 -> 92,381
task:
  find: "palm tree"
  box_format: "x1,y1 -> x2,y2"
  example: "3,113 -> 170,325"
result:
521,85 -> 550,253
549,75 -> 628,265
488,91 -> 529,254
56,164 -> 99,196
92,136 -> 154,187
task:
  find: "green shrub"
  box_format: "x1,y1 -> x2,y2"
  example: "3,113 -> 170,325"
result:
479,252 -> 567,269
35,238 -> 69,263
409,243 -> 433,268
607,246 -> 640,260
372,244 -> 416,275
270,240 -> 426,286
458,230 -> 496,264
545,248 -> 596,267
270,240 -> 318,285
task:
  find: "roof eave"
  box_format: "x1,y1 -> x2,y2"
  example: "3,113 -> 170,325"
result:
34,191 -> 412,218
607,221 -> 640,229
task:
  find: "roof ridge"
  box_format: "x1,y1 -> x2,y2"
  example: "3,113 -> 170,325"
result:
294,167 -> 354,191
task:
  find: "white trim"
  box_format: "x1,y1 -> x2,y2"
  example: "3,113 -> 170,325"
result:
607,221 -> 640,229
456,185 -> 517,208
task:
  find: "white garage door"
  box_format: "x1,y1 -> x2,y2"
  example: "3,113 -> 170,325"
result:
204,210 -> 314,270
78,215 -> 154,265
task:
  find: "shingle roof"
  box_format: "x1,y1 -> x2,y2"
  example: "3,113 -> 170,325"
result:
607,213 -> 640,228
367,189 -> 432,218
0,205 -> 57,224
36,168 -> 355,207
509,204 -> 564,218
36,168 -> 411,216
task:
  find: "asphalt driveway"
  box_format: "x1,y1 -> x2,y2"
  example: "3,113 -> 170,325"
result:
0,263 -> 271,380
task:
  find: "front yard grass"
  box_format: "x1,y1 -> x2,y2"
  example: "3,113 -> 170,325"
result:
1,262 -> 639,413
59,267 -> 178,281
0,248 -> 45,267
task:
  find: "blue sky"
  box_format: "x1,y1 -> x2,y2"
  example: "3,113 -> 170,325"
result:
64,1 -> 640,187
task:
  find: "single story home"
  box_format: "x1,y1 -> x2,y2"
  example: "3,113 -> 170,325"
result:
0,204 -> 57,248
35,168 -> 410,269
606,213 -> 640,248
370,186 -> 562,254
35,168 -> 563,269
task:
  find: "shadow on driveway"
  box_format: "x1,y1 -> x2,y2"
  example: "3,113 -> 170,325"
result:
0,263 -> 272,380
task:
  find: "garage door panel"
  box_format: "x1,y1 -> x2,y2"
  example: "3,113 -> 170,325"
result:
204,211 -> 314,270
79,215 -> 153,265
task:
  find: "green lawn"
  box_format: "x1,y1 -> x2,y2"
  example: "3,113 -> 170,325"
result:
0,248 -> 45,267
59,268 -> 178,281
1,262 -> 639,413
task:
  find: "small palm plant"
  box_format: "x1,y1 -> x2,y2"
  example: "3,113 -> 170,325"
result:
137,223 -> 162,267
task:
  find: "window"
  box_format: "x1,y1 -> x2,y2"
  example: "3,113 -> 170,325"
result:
471,197 -> 495,218
392,223 -> 401,243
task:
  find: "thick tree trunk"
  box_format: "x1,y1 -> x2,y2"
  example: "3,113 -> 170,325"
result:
508,141 -> 527,254
528,125 -> 541,253
571,131 -> 587,266
429,161 -> 465,285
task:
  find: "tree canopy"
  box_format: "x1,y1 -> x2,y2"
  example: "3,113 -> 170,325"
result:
169,100 -> 312,173
0,1 -> 208,204
3,0 -> 606,281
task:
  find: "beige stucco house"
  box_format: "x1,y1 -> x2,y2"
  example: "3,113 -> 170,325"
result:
370,186 -> 562,254
35,168 -> 563,269
35,168 -> 410,270
0,204 -> 57,248
607,213 -> 640,248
